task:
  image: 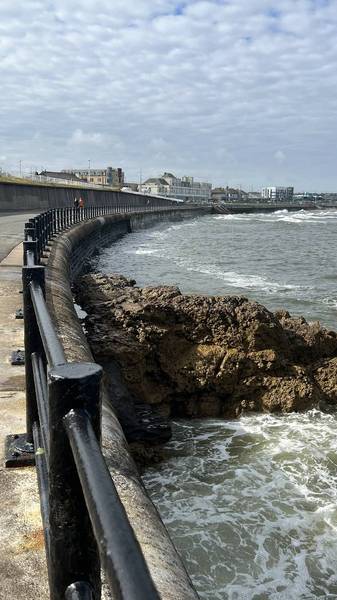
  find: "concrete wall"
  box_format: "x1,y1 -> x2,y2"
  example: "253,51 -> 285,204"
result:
0,180 -> 173,212
46,208 -> 208,600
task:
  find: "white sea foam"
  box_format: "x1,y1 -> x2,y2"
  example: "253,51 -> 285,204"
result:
215,209 -> 337,226
214,214 -> 252,221
132,248 -> 158,255
143,412 -> 337,599
181,263 -> 300,293
322,296 -> 337,309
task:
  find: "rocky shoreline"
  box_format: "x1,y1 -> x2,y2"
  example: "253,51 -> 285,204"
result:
75,273 -> 337,449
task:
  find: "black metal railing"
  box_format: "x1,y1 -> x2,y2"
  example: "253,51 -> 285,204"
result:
18,201 -> 189,599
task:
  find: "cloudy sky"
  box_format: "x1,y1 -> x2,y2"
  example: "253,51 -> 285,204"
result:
1,0 -> 337,191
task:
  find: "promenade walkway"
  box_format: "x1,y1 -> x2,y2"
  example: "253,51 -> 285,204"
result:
0,212 -> 48,599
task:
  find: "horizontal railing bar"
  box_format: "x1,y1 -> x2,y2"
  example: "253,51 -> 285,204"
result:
32,421 -> 50,559
32,352 -> 49,459
29,280 -> 66,368
64,409 -> 161,600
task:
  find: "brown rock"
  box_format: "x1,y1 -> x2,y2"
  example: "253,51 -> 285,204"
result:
75,273 -> 337,419
314,358 -> 337,405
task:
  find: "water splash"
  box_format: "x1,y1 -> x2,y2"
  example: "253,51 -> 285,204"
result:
143,413 -> 337,599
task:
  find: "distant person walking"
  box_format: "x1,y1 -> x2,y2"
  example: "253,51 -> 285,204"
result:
79,196 -> 84,208
74,197 -> 79,208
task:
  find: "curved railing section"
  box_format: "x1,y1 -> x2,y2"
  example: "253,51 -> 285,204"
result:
13,201 -> 200,600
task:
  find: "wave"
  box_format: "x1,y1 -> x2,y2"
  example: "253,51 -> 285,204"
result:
215,209 -> 337,225
182,263 -> 300,293
214,214 -> 251,221
132,248 -> 159,255
322,296 -> 337,309
143,411 -> 337,599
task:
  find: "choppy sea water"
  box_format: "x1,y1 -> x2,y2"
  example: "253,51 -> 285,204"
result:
98,209 -> 337,599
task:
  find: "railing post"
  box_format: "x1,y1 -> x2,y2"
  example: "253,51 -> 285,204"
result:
23,222 -> 37,265
48,210 -> 53,237
45,212 -> 49,246
48,363 -> 102,600
52,209 -> 57,235
24,221 -> 35,241
35,215 -> 42,258
42,212 -> 47,250
23,265 -> 46,443
23,239 -> 38,265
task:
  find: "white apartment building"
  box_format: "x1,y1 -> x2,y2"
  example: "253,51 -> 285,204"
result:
261,186 -> 294,202
143,172 -> 212,203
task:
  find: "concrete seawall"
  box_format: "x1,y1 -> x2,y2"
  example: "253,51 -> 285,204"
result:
45,208 -> 209,599
0,181 -> 175,212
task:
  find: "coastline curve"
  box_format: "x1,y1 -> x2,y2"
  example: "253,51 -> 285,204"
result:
45,208 -> 209,599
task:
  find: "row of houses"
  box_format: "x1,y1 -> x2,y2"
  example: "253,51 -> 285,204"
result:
142,173 -> 212,203
212,186 -> 294,203
61,167 -> 125,186
37,167 -> 125,187
142,176 -> 294,204
35,166 -> 294,204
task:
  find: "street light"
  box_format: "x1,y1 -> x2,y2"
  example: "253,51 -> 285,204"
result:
88,160 -> 91,183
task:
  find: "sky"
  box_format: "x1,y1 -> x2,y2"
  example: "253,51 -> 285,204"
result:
0,0 -> 337,191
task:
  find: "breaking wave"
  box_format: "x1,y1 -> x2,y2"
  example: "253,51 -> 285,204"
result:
143,412 -> 337,599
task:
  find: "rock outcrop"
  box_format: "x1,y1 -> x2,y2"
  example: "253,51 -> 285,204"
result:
75,273 -> 337,423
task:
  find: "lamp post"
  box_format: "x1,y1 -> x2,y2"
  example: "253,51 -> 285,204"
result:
88,160 -> 91,183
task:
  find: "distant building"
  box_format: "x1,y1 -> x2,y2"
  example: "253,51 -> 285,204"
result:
247,191 -> 262,201
261,187 -> 294,202
141,177 -> 170,197
37,170 -> 84,182
123,182 -> 139,192
211,186 -> 248,203
62,167 -> 124,187
143,172 -> 212,203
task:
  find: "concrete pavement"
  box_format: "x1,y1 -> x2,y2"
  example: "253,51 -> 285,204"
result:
0,211 -> 37,262
0,212 -> 48,599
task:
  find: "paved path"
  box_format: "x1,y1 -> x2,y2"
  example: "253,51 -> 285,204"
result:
0,211 -> 37,262
0,211 -> 48,599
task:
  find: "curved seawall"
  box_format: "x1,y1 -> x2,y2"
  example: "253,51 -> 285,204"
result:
45,208 -> 209,599
0,180 -> 176,212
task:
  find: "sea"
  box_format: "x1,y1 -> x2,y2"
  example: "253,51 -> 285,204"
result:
97,209 -> 337,599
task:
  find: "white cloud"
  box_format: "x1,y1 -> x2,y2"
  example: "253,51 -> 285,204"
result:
0,0 -> 337,189
275,150 -> 286,164
69,129 -> 105,146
